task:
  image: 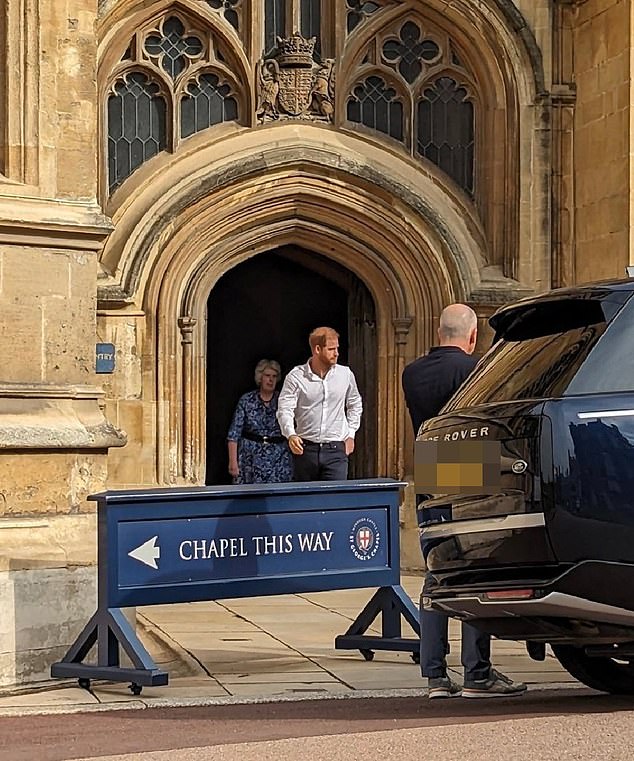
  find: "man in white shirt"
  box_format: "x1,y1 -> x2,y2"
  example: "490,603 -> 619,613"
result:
277,327 -> 363,481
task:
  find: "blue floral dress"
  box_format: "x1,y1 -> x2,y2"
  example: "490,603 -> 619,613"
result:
227,390 -> 293,484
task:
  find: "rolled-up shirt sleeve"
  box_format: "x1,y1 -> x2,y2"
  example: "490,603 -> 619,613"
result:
276,373 -> 299,439
345,370 -> 363,438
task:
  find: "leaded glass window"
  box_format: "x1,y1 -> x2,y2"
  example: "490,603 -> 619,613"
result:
144,16 -> 203,80
417,77 -> 474,194
105,11 -> 244,195
300,0 -> 321,56
264,0 -> 286,54
381,22 -> 441,84
264,0 -> 323,58
347,0 -> 381,34
108,72 -> 167,193
204,0 -> 241,32
181,74 -> 238,138
345,16 -> 476,195
347,76 -> 403,142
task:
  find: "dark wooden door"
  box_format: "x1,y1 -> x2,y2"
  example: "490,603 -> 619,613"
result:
347,279 -> 377,478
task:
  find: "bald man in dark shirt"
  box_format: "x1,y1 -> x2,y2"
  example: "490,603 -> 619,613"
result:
402,304 -> 526,699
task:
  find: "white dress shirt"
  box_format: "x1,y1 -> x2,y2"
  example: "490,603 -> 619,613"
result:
277,362 -> 363,442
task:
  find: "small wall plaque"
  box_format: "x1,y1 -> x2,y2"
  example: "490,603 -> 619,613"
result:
96,343 -> 116,374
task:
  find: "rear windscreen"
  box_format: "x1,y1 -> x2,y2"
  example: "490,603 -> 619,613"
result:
445,294 -> 634,409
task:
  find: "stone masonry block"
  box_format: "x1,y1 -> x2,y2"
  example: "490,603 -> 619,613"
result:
0,302 -> 44,382
0,452 -> 108,516
3,247 -> 71,298
0,565 -> 96,687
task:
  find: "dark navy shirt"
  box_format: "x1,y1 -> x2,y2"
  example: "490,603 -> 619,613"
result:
402,346 -> 479,436
402,346 -> 479,545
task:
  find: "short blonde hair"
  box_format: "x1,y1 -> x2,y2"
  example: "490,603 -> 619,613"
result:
309,327 -> 339,351
254,359 -> 281,386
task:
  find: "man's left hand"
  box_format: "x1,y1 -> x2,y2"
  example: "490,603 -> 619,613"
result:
345,437 -> 355,456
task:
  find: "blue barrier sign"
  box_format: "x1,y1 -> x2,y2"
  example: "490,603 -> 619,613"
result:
52,479 -> 420,693
119,508 -> 388,589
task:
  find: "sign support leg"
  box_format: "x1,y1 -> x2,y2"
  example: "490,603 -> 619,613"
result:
334,585 -> 421,662
51,608 -> 169,690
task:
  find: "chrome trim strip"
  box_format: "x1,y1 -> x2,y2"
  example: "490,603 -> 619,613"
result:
577,409 -> 634,420
421,512 -> 545,539
431,592 -> 634,628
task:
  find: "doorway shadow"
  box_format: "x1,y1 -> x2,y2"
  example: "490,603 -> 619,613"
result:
205,246 -> 377,484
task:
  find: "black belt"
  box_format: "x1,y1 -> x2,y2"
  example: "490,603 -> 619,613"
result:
242,432 -> 286,444
302,439 -> 344,449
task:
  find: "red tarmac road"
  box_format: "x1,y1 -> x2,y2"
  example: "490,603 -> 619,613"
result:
1,689 -> 633,761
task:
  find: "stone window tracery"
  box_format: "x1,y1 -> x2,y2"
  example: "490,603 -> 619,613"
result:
106,11 -> 243,194
108,72 -> 168,193
346,75 -> 403,142
204,0 -> 242,32
345,17 -> 475,196
144,16 -> 204,80
346,0 -> 382,34
417,77 -> 474,194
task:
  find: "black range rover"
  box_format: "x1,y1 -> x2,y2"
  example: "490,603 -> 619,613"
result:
417,278 -> 634,694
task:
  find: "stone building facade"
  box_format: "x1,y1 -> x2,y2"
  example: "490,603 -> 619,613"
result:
0,0 -> 631,686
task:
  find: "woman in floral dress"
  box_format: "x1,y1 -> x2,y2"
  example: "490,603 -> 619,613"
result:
226,359 -> 293,484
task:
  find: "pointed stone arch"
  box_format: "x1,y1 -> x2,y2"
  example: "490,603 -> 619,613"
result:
97,125 -> 505,485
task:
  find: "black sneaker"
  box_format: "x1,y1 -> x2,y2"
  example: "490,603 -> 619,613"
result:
462,669 -> 527,698
428,676 -> 462,699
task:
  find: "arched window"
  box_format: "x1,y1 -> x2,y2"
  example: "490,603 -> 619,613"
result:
108,73 -> 167,193
347,76 -> 403,142
105,12 -> 243,194
417,77 -> 474,195
181,74 -> 238,138
344,16 -> 476,196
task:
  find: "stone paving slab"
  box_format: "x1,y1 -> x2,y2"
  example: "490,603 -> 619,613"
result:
0,575 -> 577,715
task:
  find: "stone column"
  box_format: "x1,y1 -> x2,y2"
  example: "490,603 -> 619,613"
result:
178,316 -> 197,482
392,317 -> 413,479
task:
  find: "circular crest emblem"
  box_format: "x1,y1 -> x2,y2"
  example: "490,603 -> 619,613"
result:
511,459 -> 528,474
349,517 -> 381,561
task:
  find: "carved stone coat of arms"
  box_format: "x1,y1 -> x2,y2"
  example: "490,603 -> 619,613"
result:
256,33 -> 335,123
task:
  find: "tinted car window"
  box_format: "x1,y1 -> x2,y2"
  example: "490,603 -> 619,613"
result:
566,299 -> 634,395
445,294 -> 633,409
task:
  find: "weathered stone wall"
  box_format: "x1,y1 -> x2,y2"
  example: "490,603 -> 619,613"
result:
0,0 -> 124,688
573,0 -> 630,282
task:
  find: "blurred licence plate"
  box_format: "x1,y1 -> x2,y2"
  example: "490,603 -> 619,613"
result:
415,440 -> 501,495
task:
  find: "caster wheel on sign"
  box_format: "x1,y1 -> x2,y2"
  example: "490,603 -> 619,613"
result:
129,683 -> 143,696
411,651 -> 420,664
78,678 -> 91,691
360,649 -> 375,661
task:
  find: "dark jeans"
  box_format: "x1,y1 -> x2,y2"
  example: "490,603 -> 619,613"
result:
416,500 -> 491,681
419,572 -> 491,682
292,441 -> 348,481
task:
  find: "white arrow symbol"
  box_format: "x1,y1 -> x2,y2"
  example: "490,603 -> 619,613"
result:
128,536 -> 160,569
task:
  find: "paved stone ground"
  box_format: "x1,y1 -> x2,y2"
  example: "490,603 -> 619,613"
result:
0,575 -> 576,714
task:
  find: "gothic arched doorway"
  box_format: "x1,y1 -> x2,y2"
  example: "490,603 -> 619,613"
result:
205,246 -> 377,484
